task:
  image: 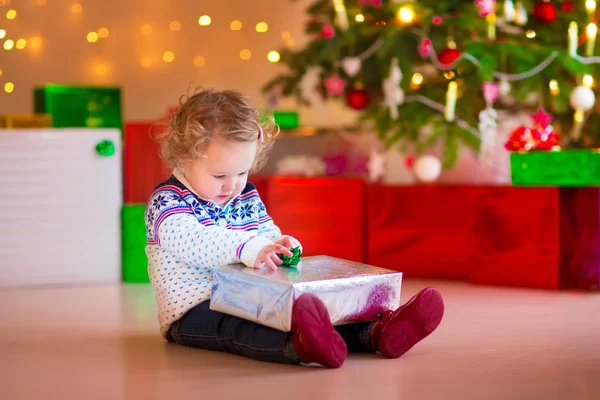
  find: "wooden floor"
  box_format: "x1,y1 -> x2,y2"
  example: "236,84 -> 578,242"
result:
1,279 -> 598,400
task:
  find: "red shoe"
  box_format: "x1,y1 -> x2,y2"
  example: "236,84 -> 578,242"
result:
371,287 -> 444,359
292,293 -> 347,368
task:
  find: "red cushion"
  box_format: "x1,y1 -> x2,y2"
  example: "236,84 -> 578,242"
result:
367,185 -> 476,279
467,187 -> 561,290
124,122 -> 170,204
267,177 -> 366,262
559,188 -> 600,290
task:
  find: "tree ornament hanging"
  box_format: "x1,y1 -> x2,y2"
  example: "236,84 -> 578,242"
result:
346,87 -> 370,110
381,58 -> 404,119
438,48 -> 461,65
515,1 -> 528,25
323,73 -> 347,96
533,0 -> 557,24
341,57 -> 362,77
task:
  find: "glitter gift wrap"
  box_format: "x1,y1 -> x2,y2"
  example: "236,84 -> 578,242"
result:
210,255 -> 403,332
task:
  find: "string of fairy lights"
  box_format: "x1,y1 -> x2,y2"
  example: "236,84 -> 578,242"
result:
0,1 -> 293,94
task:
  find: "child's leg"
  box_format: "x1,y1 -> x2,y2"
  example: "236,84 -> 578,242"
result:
371,287 -> 444,359
335,287 -> 444,357
334,322 -> 375,353
168,300 -> 300,364
168,293 -> 347,368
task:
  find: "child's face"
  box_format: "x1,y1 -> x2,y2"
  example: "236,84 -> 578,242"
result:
183,138 -> 257,207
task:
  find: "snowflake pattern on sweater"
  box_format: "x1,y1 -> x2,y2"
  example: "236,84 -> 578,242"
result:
145,175 -> 297,337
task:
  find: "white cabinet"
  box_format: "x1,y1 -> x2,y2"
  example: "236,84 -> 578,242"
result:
0,129 -> 122,287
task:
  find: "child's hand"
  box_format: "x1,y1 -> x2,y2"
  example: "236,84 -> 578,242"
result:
274,236 -> 294,249
254,244 -> 293,271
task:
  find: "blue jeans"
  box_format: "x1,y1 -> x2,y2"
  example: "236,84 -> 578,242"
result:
167,300 -> 375,365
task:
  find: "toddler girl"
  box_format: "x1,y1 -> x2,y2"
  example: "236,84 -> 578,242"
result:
145,87 -> 444,368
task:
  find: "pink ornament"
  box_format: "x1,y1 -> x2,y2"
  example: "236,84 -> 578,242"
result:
321,24 -> 335,39
419,38 -> 432,58
482,82 -> 500,105
359,0 -> 382,7
474,0 -> 496,17
323,74 -> 347,96
530,108 -> 553,129
432,16 -> 444,25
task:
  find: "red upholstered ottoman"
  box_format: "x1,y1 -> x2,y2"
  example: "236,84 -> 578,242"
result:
267,177 -> 366,262
124,122 -> 170,203
559,188 -> 600,290
467,187 -> 561,289
367,185 -> 476,279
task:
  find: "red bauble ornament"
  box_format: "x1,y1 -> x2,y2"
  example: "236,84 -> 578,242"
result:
533,1 -> 557,24
561,0 -> 574,12
346,89 -> 370,110
437,48 -> 461,65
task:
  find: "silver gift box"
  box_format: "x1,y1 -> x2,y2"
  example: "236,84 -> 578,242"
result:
210,255 -> 403,332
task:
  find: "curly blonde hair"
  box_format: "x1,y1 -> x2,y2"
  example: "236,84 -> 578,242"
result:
155,86 -> 279,172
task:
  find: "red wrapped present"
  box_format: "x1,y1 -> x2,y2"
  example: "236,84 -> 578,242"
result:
468,187 -> 562,290
267,177 -> 366,262
124,121 -> 171,204
366,185 -> 477,279
559,188 -> 600,290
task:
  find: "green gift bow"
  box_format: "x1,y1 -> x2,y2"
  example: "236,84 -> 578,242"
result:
280,246 -> 302,268
95,140 -> 115,157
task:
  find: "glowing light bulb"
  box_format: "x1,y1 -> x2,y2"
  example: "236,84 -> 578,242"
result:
256,22 -> 268,33
267,51 -> 280,62
525,30 -> 536,38
98,28 -> 109,38
140,56 -> 152,68
4,82 -> 14,93
583,74 -> 594,88
30,36 -> 42,49
87,32 -> 99,43
355,14 -> 365,22
397,7 -> 414,24
193,56 -> 206,67
549,79 -> 560,96
6,9 -> 16,20
0,29 -> 6,39
412,73 -> 423,85
141,24 -> 152,35
169,20 -> 181,31
230,20 -> 242,31
3,39 -> 14,50
163,51 -> 175,62
198,15 -> 211,26
240,49 -> 251,60
15,38 -> 26,49
95,64 -> 107,77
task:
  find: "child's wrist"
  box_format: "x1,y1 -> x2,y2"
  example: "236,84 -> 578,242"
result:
239,236 -> 274,268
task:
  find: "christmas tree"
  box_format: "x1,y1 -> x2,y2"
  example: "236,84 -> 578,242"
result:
264,0 -> 600,169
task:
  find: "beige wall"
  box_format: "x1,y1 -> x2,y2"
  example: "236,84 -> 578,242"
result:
0,0 -> 356,125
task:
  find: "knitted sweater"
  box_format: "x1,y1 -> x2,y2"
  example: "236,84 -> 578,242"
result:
144,173 -> 300,337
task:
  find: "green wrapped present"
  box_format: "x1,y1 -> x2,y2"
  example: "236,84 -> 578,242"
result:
122,205 -> 149,283
34,84 -> 122,130
272,111 -> 299,130
510,150 -> 600,186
